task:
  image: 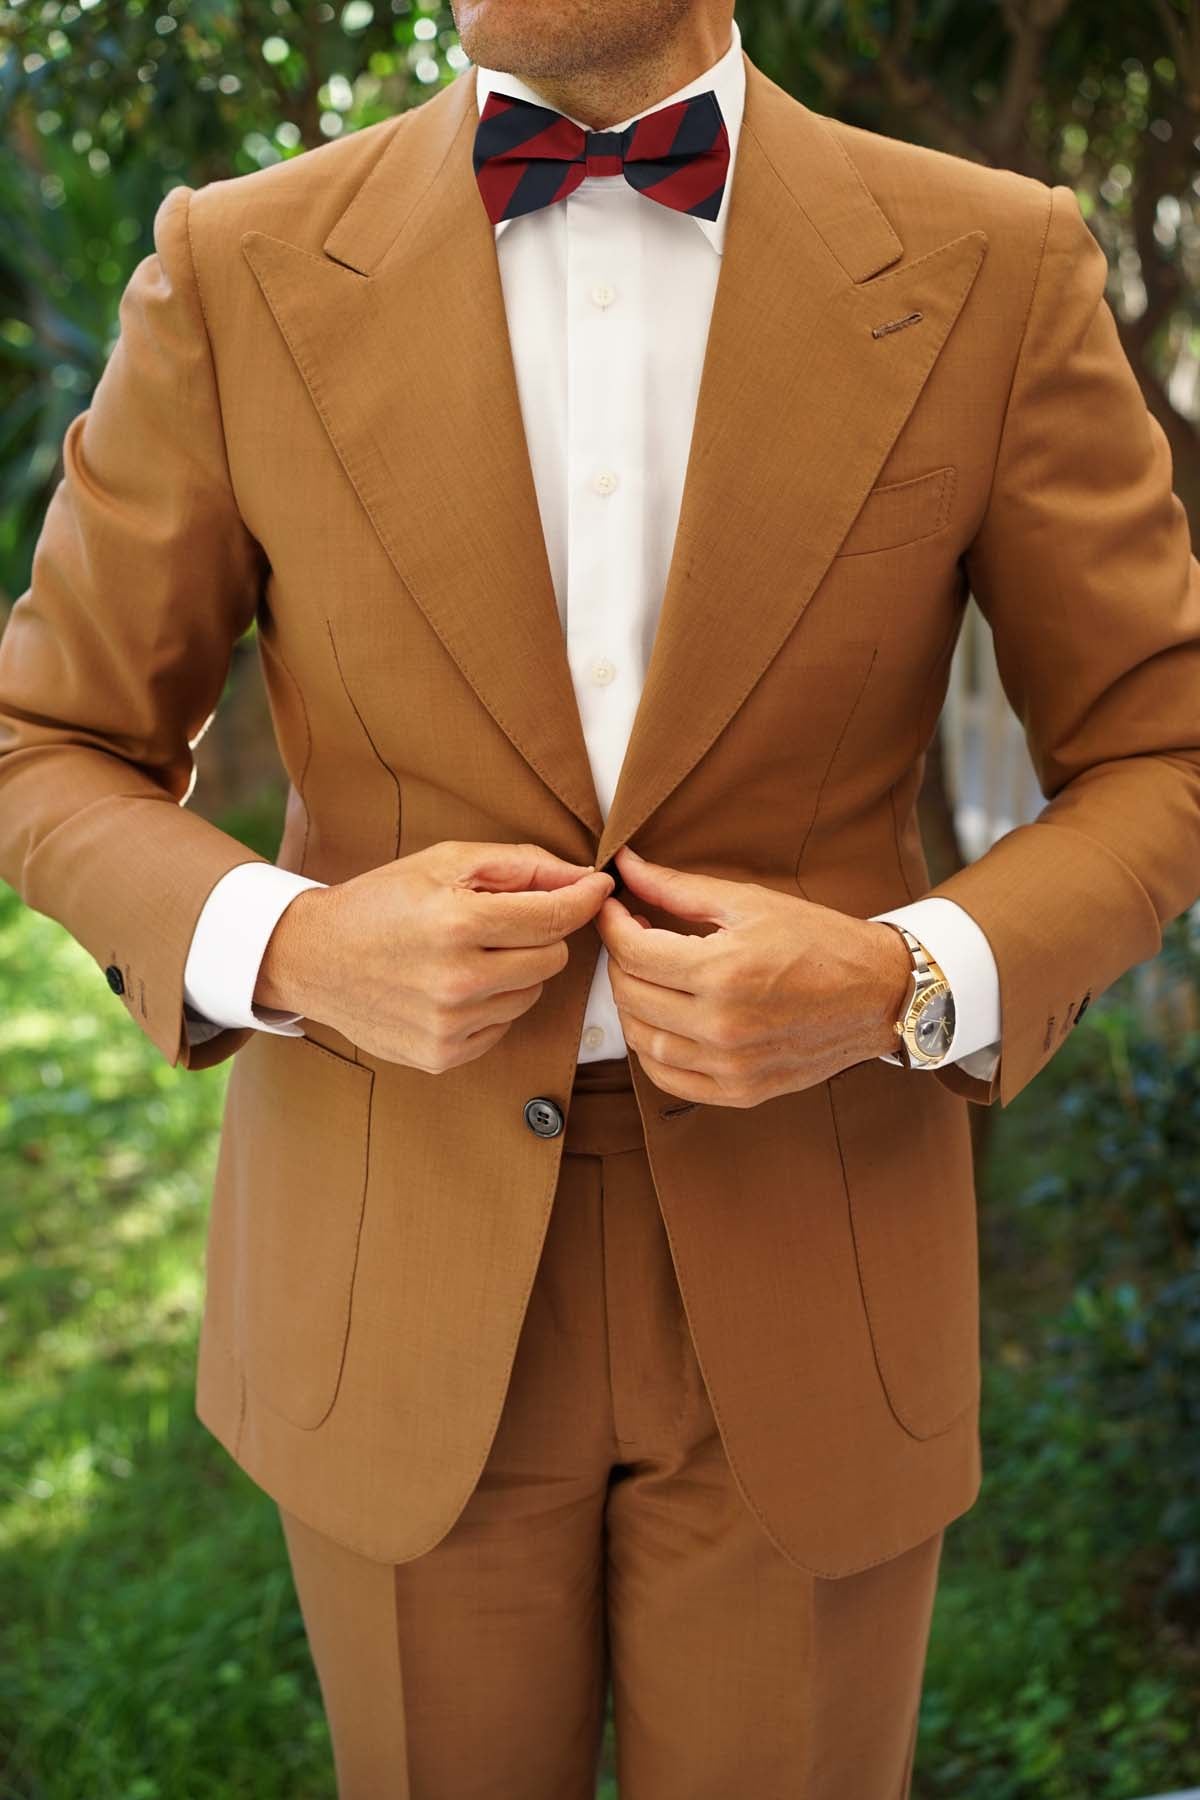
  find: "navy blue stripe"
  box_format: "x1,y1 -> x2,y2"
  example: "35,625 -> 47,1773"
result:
623,160 -> 676,194
501,156 -> 575,219
666,90 -> 723,159
584,128 -> 625,159
473,96 -> 571,166
622,151 -> 724,198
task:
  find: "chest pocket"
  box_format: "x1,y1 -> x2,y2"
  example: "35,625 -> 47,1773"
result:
836,465 -> 956,558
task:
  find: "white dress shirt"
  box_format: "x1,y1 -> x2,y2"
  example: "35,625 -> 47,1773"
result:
183,15 -> 1002,1080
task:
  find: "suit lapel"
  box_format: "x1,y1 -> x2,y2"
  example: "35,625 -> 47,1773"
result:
241,70 -> 606,841
595,75 -> 987,862
240,56 -> 987,862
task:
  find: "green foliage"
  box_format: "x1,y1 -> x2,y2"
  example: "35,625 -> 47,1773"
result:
919,1347 -> 1200,1799
1024,973 -> 1200,1628
0,0 -> 463,604
0,140 -> 164,594
916,917 -> 1200,1798
0,0 -> 462,164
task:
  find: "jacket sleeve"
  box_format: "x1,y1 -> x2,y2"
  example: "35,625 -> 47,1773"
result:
923,180 -> 1200,1109
0,181 -> 275,1071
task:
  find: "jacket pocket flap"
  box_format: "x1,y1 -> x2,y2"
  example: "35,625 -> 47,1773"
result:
837,465 -> 956,557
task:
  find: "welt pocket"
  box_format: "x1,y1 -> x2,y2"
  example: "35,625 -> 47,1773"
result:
835,464 -> 956,558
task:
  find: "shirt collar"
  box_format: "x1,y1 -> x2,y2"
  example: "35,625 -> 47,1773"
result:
473,13 -> 745,256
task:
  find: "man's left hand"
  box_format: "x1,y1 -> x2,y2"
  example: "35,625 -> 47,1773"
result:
594,844 -> 915,1108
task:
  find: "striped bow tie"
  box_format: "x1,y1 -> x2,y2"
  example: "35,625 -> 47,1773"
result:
473,87 -> 730,226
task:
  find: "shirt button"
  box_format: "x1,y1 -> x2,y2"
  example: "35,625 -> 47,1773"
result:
592,469 -> 619,496
582,1025 -> 605,1050
590,282 -> 616,308
590,657 -> 617,686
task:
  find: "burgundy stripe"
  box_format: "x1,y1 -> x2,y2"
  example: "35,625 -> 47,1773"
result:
476,156 -> 529,222
636,142 -> 728,214
626,96 -> 691,162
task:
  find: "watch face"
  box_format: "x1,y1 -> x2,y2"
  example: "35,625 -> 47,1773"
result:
913,986 -> 955,1060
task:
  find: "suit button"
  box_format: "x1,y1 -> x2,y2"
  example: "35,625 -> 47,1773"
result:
1074,991 -> 1091,1025
523,1096 -> 564,1138
104,964 -> 125,996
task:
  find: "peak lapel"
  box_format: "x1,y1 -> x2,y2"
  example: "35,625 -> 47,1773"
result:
240,70 -> 606,843
593,59 -> 987,866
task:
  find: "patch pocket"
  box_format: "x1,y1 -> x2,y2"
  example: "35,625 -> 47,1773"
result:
827,1055 -> 979,1438
230,1029 -> 375,1430
836,465 -> 956,557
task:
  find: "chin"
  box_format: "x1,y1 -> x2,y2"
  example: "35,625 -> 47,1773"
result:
454,0 -> 569,72
452,0 -> 624,80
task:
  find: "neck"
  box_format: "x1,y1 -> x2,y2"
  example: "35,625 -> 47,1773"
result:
506,16 -> 732,131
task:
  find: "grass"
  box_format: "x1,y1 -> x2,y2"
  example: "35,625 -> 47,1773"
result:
1,876 -> 1197,1797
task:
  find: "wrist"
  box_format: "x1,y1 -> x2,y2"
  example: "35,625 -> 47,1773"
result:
254,884 -> 330,1015
866,921 -> 914,1059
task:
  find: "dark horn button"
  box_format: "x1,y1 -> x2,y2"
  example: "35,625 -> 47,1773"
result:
523,1096 -> 565,1138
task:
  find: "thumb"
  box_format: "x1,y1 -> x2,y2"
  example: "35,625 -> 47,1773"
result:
615,846 -> 735,925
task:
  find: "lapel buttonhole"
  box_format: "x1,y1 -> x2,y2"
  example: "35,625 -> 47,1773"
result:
871,310 -> 925,339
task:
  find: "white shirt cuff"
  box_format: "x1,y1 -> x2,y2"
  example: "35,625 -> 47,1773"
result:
869,896 -> 1002,1075
183,863 -> 329,1041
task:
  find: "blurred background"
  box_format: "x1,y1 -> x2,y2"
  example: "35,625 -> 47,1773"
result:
1,2 -> 1199,1796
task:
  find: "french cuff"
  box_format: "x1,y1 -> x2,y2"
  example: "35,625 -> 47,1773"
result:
869,894 -> 1002,1071
182,861 -> 328,1039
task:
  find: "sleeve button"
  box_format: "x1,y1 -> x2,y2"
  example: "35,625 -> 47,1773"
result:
104,964 -> 125,996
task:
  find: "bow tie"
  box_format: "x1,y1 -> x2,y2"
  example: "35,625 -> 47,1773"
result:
473,86 -> 730,226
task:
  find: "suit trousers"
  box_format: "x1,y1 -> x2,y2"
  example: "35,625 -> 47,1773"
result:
277,1054 -> 945,1799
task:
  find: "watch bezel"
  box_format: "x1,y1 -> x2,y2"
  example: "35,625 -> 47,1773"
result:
904,976 -> 955,1064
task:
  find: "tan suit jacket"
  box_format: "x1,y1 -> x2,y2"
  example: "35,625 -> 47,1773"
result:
2,51 -> 1198,1578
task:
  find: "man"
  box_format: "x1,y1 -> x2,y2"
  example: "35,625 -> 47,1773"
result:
1,0 -> 1197,1792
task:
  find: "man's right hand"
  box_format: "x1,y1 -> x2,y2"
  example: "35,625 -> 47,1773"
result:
253,840 -> 614,1071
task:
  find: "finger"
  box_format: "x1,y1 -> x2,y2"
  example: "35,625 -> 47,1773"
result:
597,894 -> 709,989
475,941 -> 573,994
620,1012 -> 714,1075
607,964 -> 699,1036
614,845 -> 739,925
468,870 -> 614,947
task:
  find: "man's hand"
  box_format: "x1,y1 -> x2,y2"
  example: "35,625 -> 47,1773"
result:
256,840 -> 613,1072
595,844 -> 913,1108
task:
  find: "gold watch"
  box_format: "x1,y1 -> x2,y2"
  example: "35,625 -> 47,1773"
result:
879,924 -> 956,1069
